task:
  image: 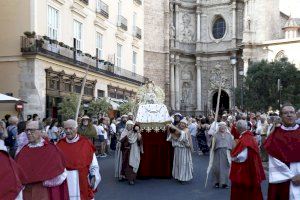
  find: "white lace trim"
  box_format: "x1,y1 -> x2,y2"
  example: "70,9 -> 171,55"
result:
28,138 -> 45,148
66,134 -> 80,143
281,124 -> 299,131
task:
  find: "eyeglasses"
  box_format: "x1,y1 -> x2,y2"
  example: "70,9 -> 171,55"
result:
282,111 -> 296,115
25,129 -> 40,133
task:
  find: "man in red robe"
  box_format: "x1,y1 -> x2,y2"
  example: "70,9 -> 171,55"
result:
0,120 -> 24,199
264,104 -> 300,200
15,121 -> 69,200
57,119 -> 101,200
230,120 -> 266,200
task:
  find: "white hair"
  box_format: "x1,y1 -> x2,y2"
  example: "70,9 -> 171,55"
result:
236,120 -> 248,133
64,119 -> 78,129
8,116 -> 18,125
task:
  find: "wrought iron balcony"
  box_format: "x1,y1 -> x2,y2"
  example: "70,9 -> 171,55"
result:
134,26 -> 142,39
79,0 -> 89,5
96,1 -> 109,19
20,36 -> 146,85
118,16 -> 128,31
133,0 -> 142,5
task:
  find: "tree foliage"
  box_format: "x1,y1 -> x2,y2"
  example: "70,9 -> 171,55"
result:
118,100 -> 136,116
58,93 -> 83,120
238,58 -> 300,111
86,98 -> 111,117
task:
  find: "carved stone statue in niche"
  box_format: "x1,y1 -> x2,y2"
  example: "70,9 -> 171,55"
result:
182,82 -> 192,105
181,69 -> 192,80
180,13 -> 195,43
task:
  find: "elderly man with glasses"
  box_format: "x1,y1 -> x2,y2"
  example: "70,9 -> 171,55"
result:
15,121 -> 69,200
57,119 -> 101,200
264,104 -> 300,200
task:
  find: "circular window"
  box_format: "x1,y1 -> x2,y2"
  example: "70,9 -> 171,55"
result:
212,17 -> 226,39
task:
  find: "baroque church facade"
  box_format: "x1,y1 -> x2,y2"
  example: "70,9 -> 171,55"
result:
144,0 -> 290,115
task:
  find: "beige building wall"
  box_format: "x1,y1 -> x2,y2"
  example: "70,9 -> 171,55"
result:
264,38 -> 300,69
0,0 -> 31,56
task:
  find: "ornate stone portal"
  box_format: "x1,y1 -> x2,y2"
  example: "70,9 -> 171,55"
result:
168,0 -> 244,115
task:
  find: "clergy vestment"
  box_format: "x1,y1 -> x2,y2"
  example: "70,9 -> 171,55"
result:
264,124 -> 300,200
230,131 -> 266,200
167,129 -> 193,182
15,139 -> 69,200
57,134 -> 101,200
0,140 -> 24,200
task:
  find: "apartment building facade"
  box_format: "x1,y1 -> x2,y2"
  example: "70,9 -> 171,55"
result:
0,0 -> 145,118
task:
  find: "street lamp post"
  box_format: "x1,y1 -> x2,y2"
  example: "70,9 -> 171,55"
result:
230,56 -> 237,111
239,70 -> 244,110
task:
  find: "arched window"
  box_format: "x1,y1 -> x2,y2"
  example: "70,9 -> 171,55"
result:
212,17 -> 226,39
275,50 -> 286,61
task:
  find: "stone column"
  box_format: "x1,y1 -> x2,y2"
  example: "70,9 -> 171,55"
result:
175,56 -> 180,110
170,58 -> 175,110
232,2 -> 237,39
196,11 -> 201,42
233,63 -> 237,88
175,4 -> 180,47
196,64 -> 202,111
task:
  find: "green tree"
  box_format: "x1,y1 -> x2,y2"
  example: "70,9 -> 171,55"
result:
118,100 -> 136,115
86,98 -> 111,117
238,58 -> 300,111
58,93 -> 83,120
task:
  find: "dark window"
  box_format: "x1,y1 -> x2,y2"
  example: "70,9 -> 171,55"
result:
212,17 -> 226,39
98,90 -> 105,98
84,87 -> 93,96
74,85 -> 81,93
64,83 -> 71,92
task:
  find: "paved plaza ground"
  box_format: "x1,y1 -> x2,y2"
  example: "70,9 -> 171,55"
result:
96,153 -> 268,200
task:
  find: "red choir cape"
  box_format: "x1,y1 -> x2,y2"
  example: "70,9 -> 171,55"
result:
57,136 -> 96,200
264,126 -> 300,163
263,126 -> 300,200
230,131 -> 266,186
15,140 -> 66,184
230,123 -> 240,140
0,150 -> 25,200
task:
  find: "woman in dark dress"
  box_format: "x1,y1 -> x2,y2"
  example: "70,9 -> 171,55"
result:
197,118 -> 210,155
120,122 -> 142,185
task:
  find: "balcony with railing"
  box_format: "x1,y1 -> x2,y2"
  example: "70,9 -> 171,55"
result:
118,16 -> 128,31
96,1 -> 109,19
79,0 -> 89,5
20,35 -> 146,85
133,0 -> 142,5
134,26 -> 142,39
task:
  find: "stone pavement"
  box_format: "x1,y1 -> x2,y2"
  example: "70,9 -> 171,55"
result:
95,153 -> 268,200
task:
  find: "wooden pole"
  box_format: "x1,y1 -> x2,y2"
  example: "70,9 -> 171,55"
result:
214,84 -> 222,121
75,65 -> 89,121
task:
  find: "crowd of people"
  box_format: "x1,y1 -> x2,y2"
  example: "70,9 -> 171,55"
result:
0,104 -> 299,200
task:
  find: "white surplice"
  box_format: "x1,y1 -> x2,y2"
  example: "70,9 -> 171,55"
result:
268,124 -> 300,200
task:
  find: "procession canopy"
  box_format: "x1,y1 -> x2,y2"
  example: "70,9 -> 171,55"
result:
135,81 -> 171,132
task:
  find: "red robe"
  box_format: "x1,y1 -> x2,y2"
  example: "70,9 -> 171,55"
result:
57,136 -> 96,200
230,131 -> 266,200
0,150 -> 24,200
15,140 -> 69,200
264,126 -> 300,200
230,123 -> 240,140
